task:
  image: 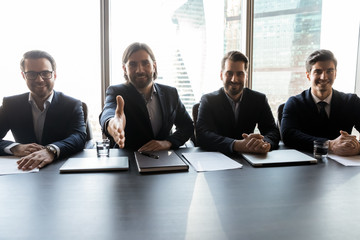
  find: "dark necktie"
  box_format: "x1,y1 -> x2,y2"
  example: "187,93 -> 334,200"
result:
318,101 -> 328,120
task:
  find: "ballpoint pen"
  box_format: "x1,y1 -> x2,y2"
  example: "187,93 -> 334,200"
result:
138,151 -> 159,159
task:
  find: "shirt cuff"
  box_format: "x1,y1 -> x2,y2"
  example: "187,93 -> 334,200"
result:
103,118 -> 112,137
230,140 -> 235,153
49,144 -> 60,158
4,143 -> 20,155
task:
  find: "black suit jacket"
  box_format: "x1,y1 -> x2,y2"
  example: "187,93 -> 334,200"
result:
99,83 -> 194,150
196,88 -> 280,154
0,91 -> 87,158
281,88 -> 360,152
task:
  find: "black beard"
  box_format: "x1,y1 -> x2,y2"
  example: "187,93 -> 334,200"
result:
225,83 -> 243,96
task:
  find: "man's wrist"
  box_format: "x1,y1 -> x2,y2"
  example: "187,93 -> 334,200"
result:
233,140 -> 244,152
45,145 -> 57,159
328,140 -> 334,153
230,140 -> 236,153
7,143 -> 20,155
165,140 -> 172,149
105,118 -> 111,134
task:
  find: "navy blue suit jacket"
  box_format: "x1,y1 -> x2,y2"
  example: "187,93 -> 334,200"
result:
281,88 -> 360,152
0,91 -> 87,158
99,82 -> 194,150
196,88 -> 280,154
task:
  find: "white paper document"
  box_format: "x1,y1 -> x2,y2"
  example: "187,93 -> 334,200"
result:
328,154 -> 360,166
182,152 -> 242,172
0,156 -> 39,175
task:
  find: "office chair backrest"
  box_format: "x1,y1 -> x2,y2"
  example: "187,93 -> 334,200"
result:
191,103 -> 200,146
277,103 -> 285,129
82,102 -> 94,148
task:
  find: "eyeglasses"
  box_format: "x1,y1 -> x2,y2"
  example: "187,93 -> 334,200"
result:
23,71 -> 53,80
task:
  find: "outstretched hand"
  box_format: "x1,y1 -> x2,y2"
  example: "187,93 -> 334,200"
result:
107,95 -> 126,148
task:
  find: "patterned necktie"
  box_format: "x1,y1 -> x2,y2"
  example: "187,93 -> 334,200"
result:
318,101 -> 328,120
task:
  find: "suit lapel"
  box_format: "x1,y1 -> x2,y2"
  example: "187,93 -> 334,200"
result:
21,94 -> 37,142
125,83 -> 149,115
42,91 -> 58,145
154,83 -> 166,126
329,89 -> 339,119
305,88 -> 319,116
219,88 -> 236,126
125,83 -> 154,136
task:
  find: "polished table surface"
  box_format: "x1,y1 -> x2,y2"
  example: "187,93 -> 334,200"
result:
1,148 -> 360,240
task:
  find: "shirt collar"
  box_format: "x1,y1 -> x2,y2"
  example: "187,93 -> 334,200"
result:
28,91 -> 54,109
311,89 -> 332,105
224,89 -> 243,105
139,84 -> 157,102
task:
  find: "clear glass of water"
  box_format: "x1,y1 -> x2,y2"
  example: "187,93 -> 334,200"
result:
96,139 -> 110,157
313,140 -> 329,159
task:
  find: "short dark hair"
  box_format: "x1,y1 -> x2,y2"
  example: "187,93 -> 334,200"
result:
20,50 -> 56,72
122,42 -> 158,82
221,51 -> 249,71
305,49 -> 337,73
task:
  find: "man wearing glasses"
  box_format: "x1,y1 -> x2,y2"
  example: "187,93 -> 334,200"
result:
99,42 -> 193,151
0,50 -> 86,170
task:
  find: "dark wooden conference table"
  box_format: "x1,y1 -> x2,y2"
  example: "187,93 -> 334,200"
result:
1,147 -> 360,240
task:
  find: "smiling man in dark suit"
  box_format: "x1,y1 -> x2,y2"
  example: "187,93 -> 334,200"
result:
0,50 -> 86,170
281,49 -> 360,156
99,42 -> 193,151
196,51 -> 280,155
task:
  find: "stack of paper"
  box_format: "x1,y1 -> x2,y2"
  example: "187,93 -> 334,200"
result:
0,156 -> 39,175
182,152 -> 242,172
328,154 -> 360,166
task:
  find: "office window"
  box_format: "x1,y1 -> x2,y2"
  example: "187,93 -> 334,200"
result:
252,0 -> 360,117
356,24 -> 360,96
110,0 -> 360,120
110,0 -> 245,114
0,0 -> 102,140
2,0 -> 359,143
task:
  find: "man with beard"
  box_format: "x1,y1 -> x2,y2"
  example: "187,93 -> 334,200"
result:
196,51 -> 280,155
0,50 -> 86,170
99,42 -> 193,151
281,49 -> 360,156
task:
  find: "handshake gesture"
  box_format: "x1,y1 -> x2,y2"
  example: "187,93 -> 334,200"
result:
107,96 -> 126,148
107,95 -> 171,151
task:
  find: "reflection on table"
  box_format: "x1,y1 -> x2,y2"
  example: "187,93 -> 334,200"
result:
1,148 -> 360,240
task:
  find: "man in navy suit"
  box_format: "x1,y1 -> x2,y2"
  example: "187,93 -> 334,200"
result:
0,50 -> 86,170
196,51 -> 280,155
99,42 -> 193,151
281,49 -> 360,156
